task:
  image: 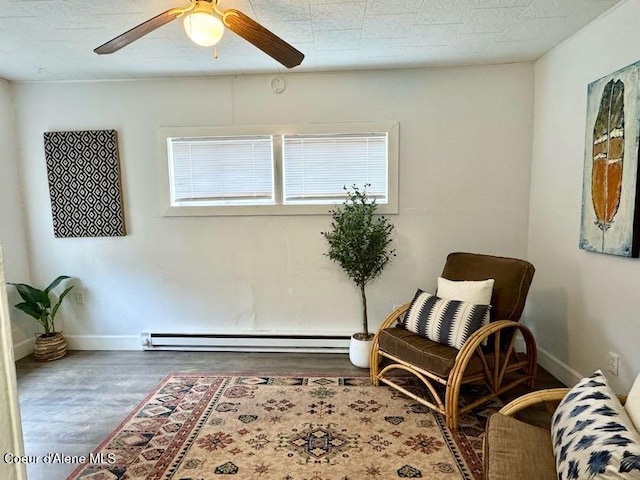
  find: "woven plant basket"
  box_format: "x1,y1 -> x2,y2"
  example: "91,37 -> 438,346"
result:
33,332 -> 67,362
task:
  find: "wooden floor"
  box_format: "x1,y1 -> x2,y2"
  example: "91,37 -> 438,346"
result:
15,350 -> 565,480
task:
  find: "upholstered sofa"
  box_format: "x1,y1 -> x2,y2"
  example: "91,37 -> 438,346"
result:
483,371 -> 640,480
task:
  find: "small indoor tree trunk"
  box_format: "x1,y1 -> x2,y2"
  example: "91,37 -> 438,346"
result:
360,283 -> 369,337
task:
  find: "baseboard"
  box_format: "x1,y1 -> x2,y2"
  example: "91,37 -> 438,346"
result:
64,335 -> 141,350
63,334 -> 351,353
537,345 -> 584,387
514,335 -> 583,387
13,338 -> 35,360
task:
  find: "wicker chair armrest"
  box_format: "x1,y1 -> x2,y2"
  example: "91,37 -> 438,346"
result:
371,303 -> 410,351
446,320 -> 538,413
499,388 -> 627,417
455,320 -> 536,367
499,388 -> 570,416
466,319 -> 529,345
376,303 -> 410,332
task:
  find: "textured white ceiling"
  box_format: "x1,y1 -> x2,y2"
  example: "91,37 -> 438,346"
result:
0,0 -> 622,82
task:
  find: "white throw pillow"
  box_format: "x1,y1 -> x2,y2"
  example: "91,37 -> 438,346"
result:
626,373 -> 640,433
437,277 -> 494,305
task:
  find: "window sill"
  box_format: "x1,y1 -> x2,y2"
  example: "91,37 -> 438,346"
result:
162,203 -> 399,217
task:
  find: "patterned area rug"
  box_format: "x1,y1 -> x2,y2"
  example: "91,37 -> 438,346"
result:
67,374 -> 501,480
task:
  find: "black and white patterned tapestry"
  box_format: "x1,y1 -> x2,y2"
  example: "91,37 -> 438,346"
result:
44,130 -> 126,238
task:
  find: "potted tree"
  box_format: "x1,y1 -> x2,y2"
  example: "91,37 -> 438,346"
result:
8,275 -> 74,361
322,185 -> 395,368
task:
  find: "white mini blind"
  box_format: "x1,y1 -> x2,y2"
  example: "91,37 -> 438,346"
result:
283,133 -> 388,204
168,136 -> 274,205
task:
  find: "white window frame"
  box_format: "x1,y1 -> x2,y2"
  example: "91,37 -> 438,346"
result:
158,122 -> 399,216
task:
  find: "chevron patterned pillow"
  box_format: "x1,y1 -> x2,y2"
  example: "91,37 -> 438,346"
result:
400,289 -> 490,350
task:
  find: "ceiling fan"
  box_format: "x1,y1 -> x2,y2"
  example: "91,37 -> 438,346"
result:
94,0 -> 304,69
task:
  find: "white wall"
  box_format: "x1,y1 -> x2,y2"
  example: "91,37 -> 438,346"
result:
0,80 -> 34,357
10,64 -> 534,352
529,0 -> 640,392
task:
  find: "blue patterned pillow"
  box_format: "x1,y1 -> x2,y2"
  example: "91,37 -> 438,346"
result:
400,290 -> 490,350
551,370 -> 640,480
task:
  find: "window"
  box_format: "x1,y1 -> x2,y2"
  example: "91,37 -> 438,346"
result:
158,122 -> 398,216
283,133 -> 388,205
169,136 -> 274,206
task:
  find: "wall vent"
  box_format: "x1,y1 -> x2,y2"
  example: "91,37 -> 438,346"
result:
140,332 -> 350,353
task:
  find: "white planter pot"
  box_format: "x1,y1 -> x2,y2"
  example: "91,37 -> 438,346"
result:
349,335 -> 372,368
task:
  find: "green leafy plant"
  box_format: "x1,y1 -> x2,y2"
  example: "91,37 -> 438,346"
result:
321,185 -> 395,339
8,276 -> 74,337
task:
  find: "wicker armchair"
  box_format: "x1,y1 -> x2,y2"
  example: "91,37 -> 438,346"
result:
370,252 -> 537,430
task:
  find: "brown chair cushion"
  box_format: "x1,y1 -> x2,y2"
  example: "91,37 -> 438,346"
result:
378,327 -> 527,378
378,327 -> 459,377
378,327 -> 484,377
441,252 -> 535,322
484,413 -> 556,480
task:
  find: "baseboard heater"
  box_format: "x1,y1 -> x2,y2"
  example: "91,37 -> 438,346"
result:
140,332 -> 350,353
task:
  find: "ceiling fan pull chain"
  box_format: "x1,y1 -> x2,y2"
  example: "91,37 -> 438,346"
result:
213,44 -> 218,59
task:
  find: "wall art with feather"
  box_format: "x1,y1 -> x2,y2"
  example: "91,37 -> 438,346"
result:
580,60 -> 640,258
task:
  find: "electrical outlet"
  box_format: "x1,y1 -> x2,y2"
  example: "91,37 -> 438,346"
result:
75,290 -> 85,305
607,351 -> 620,376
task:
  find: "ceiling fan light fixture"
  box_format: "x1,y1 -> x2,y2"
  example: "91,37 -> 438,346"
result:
94,0 -> 304,68
183,11 -> 224,47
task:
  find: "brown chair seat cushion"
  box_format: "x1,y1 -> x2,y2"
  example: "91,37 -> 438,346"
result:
378,326 -> 526,378
378,327 -> 483,377
484,413 -> 556,480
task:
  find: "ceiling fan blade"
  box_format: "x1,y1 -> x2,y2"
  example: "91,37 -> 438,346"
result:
223,9 -> 304,69
94,8 -> 185,55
